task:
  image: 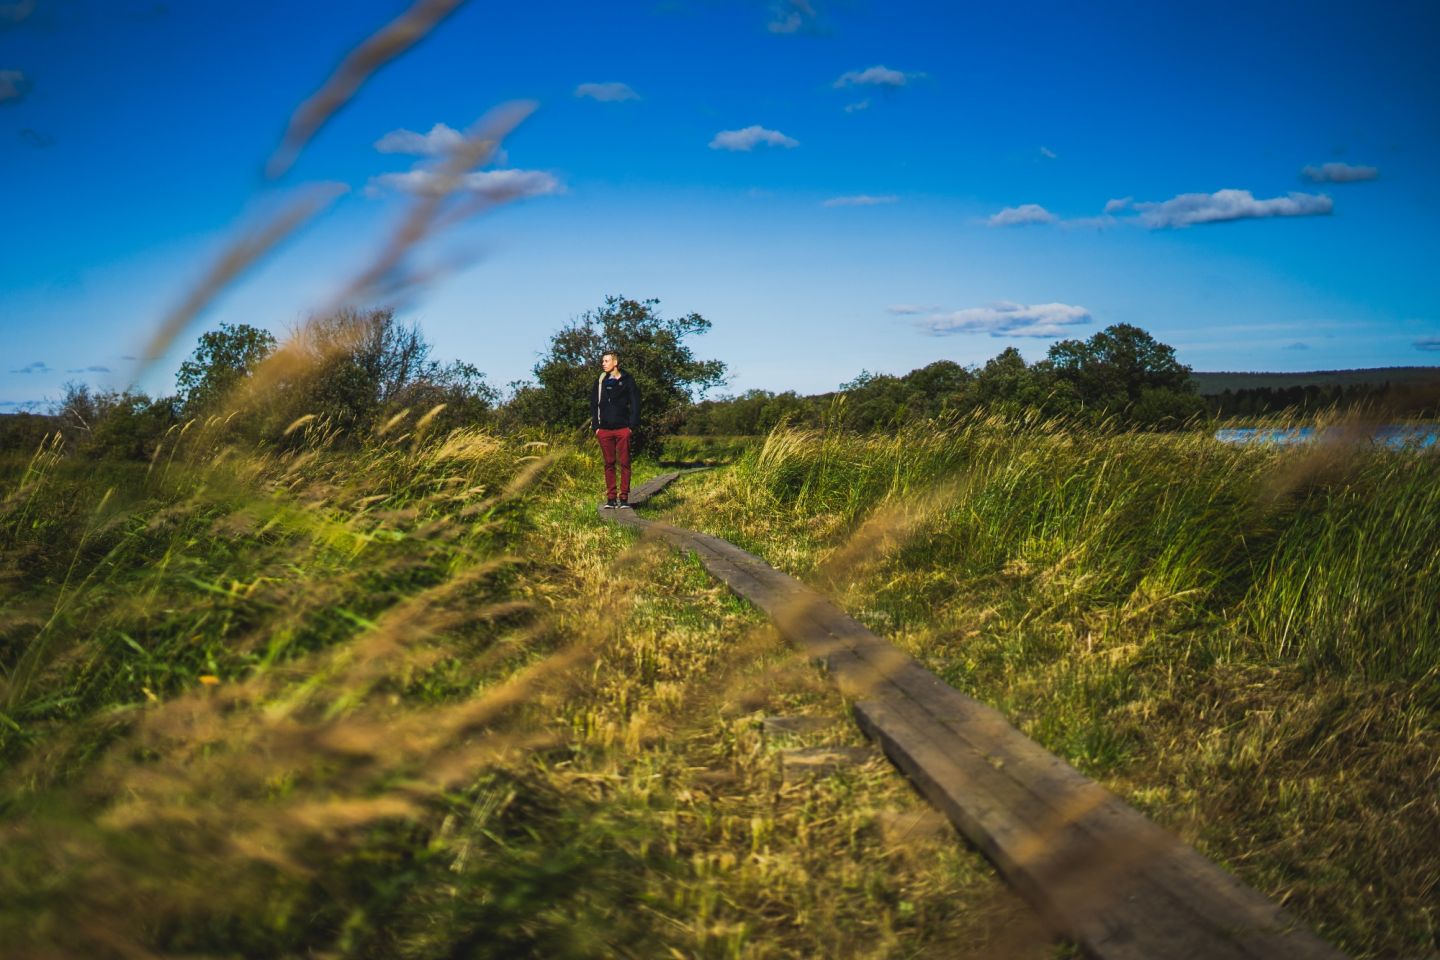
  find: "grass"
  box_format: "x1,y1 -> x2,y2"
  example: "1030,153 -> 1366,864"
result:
0,420 -> 1069,958
657,434 -> 760,465
656,414 -> 1440,959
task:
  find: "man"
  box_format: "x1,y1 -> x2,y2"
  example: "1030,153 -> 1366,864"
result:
593,350 -> 639,508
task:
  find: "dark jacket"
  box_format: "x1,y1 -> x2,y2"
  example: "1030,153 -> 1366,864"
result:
593,371 -> 640,430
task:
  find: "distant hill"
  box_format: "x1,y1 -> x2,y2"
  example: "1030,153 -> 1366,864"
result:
1190,367 -> 1440,395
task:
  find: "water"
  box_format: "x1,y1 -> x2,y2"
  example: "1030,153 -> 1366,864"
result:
1215,424 -> 1439,449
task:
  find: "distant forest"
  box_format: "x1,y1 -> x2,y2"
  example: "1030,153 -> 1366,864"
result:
1191,367 -> 1440,417
2,304 -> 1437,457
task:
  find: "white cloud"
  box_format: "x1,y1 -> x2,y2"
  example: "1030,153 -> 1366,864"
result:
987,203 -> 1057,227
0,68 -> 30,104
708,125 -> 798,151
1134,189 -> 1332,228
1301,162 -> 1378,183
919,301 -> 1092,338
886,304 -> 938,315
843,99 -> 870,113
1103,196 -> 1132,213
374,122 -> 466,156
1040,146 -> 1057,159
822,194 -> 898,207
1060,215 -> 1121,231
575,82 -> 639,102
834,65 -> 912,88
767,0 -> 818,34
369,168 -> 563,201
1415,336 -> 1440,352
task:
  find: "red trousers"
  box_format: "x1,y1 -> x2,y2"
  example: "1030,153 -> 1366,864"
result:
595,427 -> 632,500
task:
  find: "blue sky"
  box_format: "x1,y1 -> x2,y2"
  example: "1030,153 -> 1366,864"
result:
3,0 -> 1438,409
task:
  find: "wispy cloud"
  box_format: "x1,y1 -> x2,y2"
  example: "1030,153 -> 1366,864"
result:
18,127 -> 53,148
1135,189 -> 1332,229
709,125 -> 798,151
767,0 -> 819,34
843,99 -> 870,113
374,122 -> 465,156
0,68 -> 31,105
368,167 -> 562,201
1415,336 -> 1440,352
0,400 -> 44,412
1301,162 -> 1378,183
10,360 -> 50,374
919,301 -> 1092,338
887,304 -> 939,315
1039,146 -> 1057,160
0,1 -> 35,27
66,365 -> 113,374
987,203 -> 1057,227
1060,215 -> 1121,231
574,81 -> 639,102
1284,342 -> 1311,350
822,194 -> 898,207
1103,196 -> 1132,213
833,65 -> 914,89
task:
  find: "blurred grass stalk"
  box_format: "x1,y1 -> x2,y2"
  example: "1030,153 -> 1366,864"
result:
661,412 -> 1439,956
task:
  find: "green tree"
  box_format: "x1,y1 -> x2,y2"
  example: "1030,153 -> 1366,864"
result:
281,308 -> 497,440
838,371 -> 914,430
516,296 -> 727,443
1044,323 -> 1194,410
900,360 -> 973,417
970,347 -> 1060,413
56,382 -> 178,460
175,323 -> 277,414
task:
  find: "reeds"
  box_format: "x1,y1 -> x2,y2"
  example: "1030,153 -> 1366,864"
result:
661,415 -> 1440,956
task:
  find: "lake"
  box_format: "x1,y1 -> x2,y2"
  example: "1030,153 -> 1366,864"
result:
1215,424 -> 1439,449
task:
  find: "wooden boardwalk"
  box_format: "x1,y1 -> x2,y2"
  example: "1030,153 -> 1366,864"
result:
602,472 -> 1348,960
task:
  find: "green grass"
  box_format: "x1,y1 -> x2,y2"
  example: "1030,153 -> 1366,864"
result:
657,434 -> 760,464
0,422 -> 1066,958
657,415 -> 1440,958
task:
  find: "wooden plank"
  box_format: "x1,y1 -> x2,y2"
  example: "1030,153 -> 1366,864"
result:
598,480 -> 1348,960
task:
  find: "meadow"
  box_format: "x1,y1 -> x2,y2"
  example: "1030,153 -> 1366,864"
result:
659,414 -> 1440,958
0,418 -> 1062,959
1,411 -> 1435,957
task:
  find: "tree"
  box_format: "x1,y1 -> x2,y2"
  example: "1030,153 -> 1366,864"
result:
970,347 -> 1059,413
176,323 -> 277,414
274,308 -> 497,440
838,371 -> 914,430
1043,323 -> 1194,411
1038,323 -> 1205,426
56,382 -> 177,460
517,296 -> 727,442
901,360 -> 973,418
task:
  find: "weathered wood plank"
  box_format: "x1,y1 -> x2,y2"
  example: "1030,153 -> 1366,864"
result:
597,476 -> 1348,960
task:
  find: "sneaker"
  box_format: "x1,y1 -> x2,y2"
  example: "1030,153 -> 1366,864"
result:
617,498 -> 631,509
603,499 -> 617,509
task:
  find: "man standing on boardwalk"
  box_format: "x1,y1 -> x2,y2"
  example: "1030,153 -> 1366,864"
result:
593,351 -> 640,509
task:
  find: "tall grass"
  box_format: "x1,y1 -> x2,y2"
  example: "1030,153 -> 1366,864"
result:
661,415 -> 1440,957
719,413 -> 1440,680
0,422 -> 1061,958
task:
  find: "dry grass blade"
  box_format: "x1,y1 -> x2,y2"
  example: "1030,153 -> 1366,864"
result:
131,183 -> 347,383
330,100 -> 536,310
266,0 -> 470,178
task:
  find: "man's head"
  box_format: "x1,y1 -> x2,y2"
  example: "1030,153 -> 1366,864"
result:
601,352 -> 619,374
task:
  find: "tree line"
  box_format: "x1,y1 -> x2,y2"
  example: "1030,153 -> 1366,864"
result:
13,294 -> 1421,459
681,323 -> 1207,434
